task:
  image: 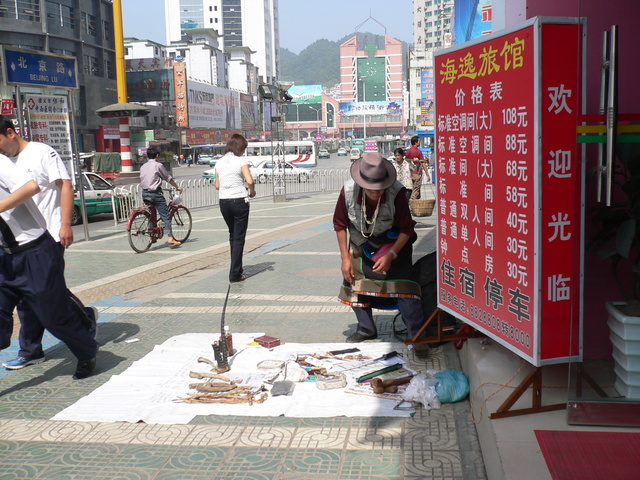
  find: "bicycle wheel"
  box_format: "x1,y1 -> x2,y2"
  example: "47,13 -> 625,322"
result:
170,205 -> 192,243
128,210 -> 154,253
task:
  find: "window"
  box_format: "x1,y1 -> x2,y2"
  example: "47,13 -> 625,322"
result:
46,2 -> 75,28
18,0 -> 41,21
104,56 -> 115,79
103,20 -> 111,41
81,11 -> 96,36
83,54 -> 99,76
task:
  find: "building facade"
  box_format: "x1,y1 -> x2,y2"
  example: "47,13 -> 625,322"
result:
407,0 -> 455,133
338,35 -> 405,139
0,0 -> 118,151
164,0 -> 279,85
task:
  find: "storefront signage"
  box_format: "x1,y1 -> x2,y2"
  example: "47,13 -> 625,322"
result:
434,17 -> 583,365
173,62 -> 188,128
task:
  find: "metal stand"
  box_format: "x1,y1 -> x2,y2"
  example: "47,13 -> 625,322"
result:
404,308 -> 475,346
490,367 -> 566,419
575,363 -> 609,398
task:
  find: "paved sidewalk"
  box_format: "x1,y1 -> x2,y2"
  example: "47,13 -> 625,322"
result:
0,193 -> 487,479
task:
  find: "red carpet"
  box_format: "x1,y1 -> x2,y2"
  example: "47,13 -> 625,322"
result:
535,430 -> 640,480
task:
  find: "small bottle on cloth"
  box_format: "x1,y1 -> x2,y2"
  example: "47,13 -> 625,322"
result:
223,325 -> 233,354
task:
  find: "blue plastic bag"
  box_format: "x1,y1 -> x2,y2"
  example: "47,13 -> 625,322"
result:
434,369 -> 470,403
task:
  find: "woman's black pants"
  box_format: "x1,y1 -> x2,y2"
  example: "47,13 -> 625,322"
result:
219,197 -> 250,281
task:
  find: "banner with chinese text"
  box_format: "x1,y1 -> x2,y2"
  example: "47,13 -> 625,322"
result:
25,94 -> 74,176
434,17 -> 583,365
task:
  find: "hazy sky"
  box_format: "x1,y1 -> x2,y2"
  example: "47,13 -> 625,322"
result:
122,0 -> 413,53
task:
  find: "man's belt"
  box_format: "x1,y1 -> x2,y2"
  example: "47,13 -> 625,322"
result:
2,233 -> 49,255
143,188 -> 162,194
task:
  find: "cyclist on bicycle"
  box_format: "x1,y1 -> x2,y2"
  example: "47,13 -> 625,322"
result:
140,147 -> 183,246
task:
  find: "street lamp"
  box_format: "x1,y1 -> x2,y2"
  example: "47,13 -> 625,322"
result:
359,76 -> 368,139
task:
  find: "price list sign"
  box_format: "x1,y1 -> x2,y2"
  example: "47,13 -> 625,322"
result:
434,18 -> 583,365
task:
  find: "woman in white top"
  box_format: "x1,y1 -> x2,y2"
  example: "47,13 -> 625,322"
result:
214,134 -> 256,282
392,148 -> 413,201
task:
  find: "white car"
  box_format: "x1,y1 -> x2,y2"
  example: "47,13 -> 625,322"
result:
250,160 -> 313,183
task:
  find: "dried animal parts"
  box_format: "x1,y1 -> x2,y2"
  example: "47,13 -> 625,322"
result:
177,388 -> 268,405
177,373 -> 267,405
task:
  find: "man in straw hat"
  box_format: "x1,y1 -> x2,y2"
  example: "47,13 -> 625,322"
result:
333,152 -> 424,343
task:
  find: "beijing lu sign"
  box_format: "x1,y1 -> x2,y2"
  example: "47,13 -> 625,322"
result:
435,17 -> 584,366
3,47 -> 78,89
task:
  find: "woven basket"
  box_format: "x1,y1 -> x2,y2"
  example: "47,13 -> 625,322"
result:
410,198 -> 436,217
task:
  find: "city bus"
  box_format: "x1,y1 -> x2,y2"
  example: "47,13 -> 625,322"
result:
244,140 -> 317,167
350,138 -> 365,153
193,144 -> 226,165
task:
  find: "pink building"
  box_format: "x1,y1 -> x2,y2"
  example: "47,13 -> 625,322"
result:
338,35 -> 405,138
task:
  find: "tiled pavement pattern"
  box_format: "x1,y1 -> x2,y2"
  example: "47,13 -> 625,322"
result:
0,193 -> 486,479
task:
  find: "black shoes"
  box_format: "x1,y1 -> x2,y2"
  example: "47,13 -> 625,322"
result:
346,332 -> 377,343
73,357 -> 96,380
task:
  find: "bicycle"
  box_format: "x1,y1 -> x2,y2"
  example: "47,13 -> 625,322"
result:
126,189 -> 193,253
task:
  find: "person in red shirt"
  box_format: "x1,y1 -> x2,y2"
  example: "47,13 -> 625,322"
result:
405,136 -> 430,200
333,152 -> 424,343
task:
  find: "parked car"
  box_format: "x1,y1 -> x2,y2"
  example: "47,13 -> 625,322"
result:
71,172 -> 120,225
318,148 -> 330,159
202,168 -> 216,182
350,148 -> 362,161
250,160 -> 313,183
337,148 -> 348,156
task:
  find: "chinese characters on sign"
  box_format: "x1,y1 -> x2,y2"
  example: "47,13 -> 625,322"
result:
26,94 -> 74,175
173,62 -> 189,128
4,49 -> 77,89
435,19 -> 582,365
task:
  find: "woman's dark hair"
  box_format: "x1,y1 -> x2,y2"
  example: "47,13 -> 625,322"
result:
225,134 -> 248,156
394,147 -> 405,156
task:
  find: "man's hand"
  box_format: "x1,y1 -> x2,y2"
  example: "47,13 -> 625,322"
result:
341,257 -> 354,284
59,225 -> 74,248
372,253 -> 393,275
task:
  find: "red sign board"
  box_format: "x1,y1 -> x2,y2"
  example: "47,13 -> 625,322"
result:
1,99 -> 15,116
173,62 -> 189,128
435,18 -> 583,366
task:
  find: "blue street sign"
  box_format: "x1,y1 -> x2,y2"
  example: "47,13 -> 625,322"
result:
3,48 -> 77,89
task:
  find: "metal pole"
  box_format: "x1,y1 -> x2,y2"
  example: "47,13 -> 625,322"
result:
113,0 -> 127,104
68,93 -> 90,241
605,25 -> 618,207
596,30 -> 609,203
112,0 -> 134,173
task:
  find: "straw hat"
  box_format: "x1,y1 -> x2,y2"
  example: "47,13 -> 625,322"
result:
350,152 -> 397,190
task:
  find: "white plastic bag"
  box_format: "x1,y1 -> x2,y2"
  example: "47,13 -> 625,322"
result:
401,373 -> 441,410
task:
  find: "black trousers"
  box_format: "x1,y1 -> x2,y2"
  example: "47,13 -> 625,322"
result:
16,243 -> 93,359
0,234 -> 97,361
219,197 -> 250,281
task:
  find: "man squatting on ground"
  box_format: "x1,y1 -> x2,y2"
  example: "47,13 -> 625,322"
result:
0,117 -> 97,371
0,153 -> 98,379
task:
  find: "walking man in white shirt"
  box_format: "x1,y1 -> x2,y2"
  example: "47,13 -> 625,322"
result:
0,153 -> 98,379
0,117 -> 97,371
